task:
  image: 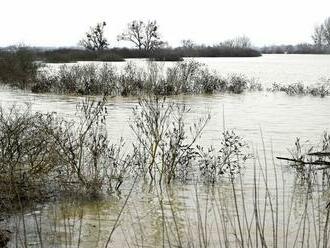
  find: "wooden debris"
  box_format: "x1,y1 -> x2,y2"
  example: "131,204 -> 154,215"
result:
276,156 -> 330,168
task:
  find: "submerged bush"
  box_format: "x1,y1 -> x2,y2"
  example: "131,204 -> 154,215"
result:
0,95 -> 253,205
269,81 -> 330,97
278,131 -> 330,185
198,130 -> 251,183
130,96 -> 210,184
47,98 -> 129,195
0,48 -> 40,89
0,97 -> 132,205
130,96 -> 252,184
0,105 -> 60,204
30,60 -> 260,96
33,64 -> 117,95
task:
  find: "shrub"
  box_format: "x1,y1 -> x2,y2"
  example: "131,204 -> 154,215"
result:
198,130 -> 251,183
269,81 -> 330,97
0,48 -> 40,89
278,132 -> 330,185
0,105 -> 60,203
28,61 -> 259,96
33,64 -> 117,95
130,96 -> 210,184
0,97 -> 131,205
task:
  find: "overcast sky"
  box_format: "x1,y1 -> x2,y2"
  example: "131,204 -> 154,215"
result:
1,0 -> 330,48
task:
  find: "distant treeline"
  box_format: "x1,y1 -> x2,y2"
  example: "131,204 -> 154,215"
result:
0,46 -> 262,63
260,43 -> 330,54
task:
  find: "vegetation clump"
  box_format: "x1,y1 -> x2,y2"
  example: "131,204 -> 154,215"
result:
130,96 -> 210,184
37,48 -> 124,63
31,60 -> 260,96
198,130 -> 251,183
277,131 -> 330,184
0,95 -> 252,206
269,80 -> 330,97
0,48 -> 40,89
0,97 -> 131,205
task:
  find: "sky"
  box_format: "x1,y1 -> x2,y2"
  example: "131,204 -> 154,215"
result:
1,0 -> 330,48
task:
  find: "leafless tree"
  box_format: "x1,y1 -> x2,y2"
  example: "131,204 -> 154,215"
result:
181,39 -> 195,49
312,17 -> 330,47
220,36 -> 252,48
118,20 -> 163,52
79,22 -> 109,51
234,36 -> 252,48
312,25 -> 325,47
323,17 -> 330,46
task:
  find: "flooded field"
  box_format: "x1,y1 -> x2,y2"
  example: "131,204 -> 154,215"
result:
1,54 -> 330,247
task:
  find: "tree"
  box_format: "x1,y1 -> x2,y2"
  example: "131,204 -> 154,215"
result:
312,25 -> 325,47
234,36 -> 252,48
220,36 -> 252,48
181,39 -> 195,49
118,20 -> 163,52
312,17 -> 330,47
80,22 -> 109,51
323,17 -> 330,46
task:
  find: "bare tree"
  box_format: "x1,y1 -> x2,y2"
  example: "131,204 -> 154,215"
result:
323,17 -> 330,46
181,39 -> 195,49
312,17 -> 330,47
312,25 -> 325,47
220,36 -> 252,48
80,22 -> 109,51
234,36 -> 252,48
118,20 -> 163,52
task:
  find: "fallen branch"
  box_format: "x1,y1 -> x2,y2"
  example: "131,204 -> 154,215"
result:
276,156 -> 330,166
307,152 -> 330,157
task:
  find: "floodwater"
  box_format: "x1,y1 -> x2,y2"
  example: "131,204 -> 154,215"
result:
1,54 -> 330,247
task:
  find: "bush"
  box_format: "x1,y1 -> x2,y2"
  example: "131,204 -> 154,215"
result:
130,96 -> 210,183
269,81 -> 330,97
29,61 -> 259,96
198,130 -> 251,183
33,64 -> 117,95
0,48 -> 40,89
0,97 -> 131,205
